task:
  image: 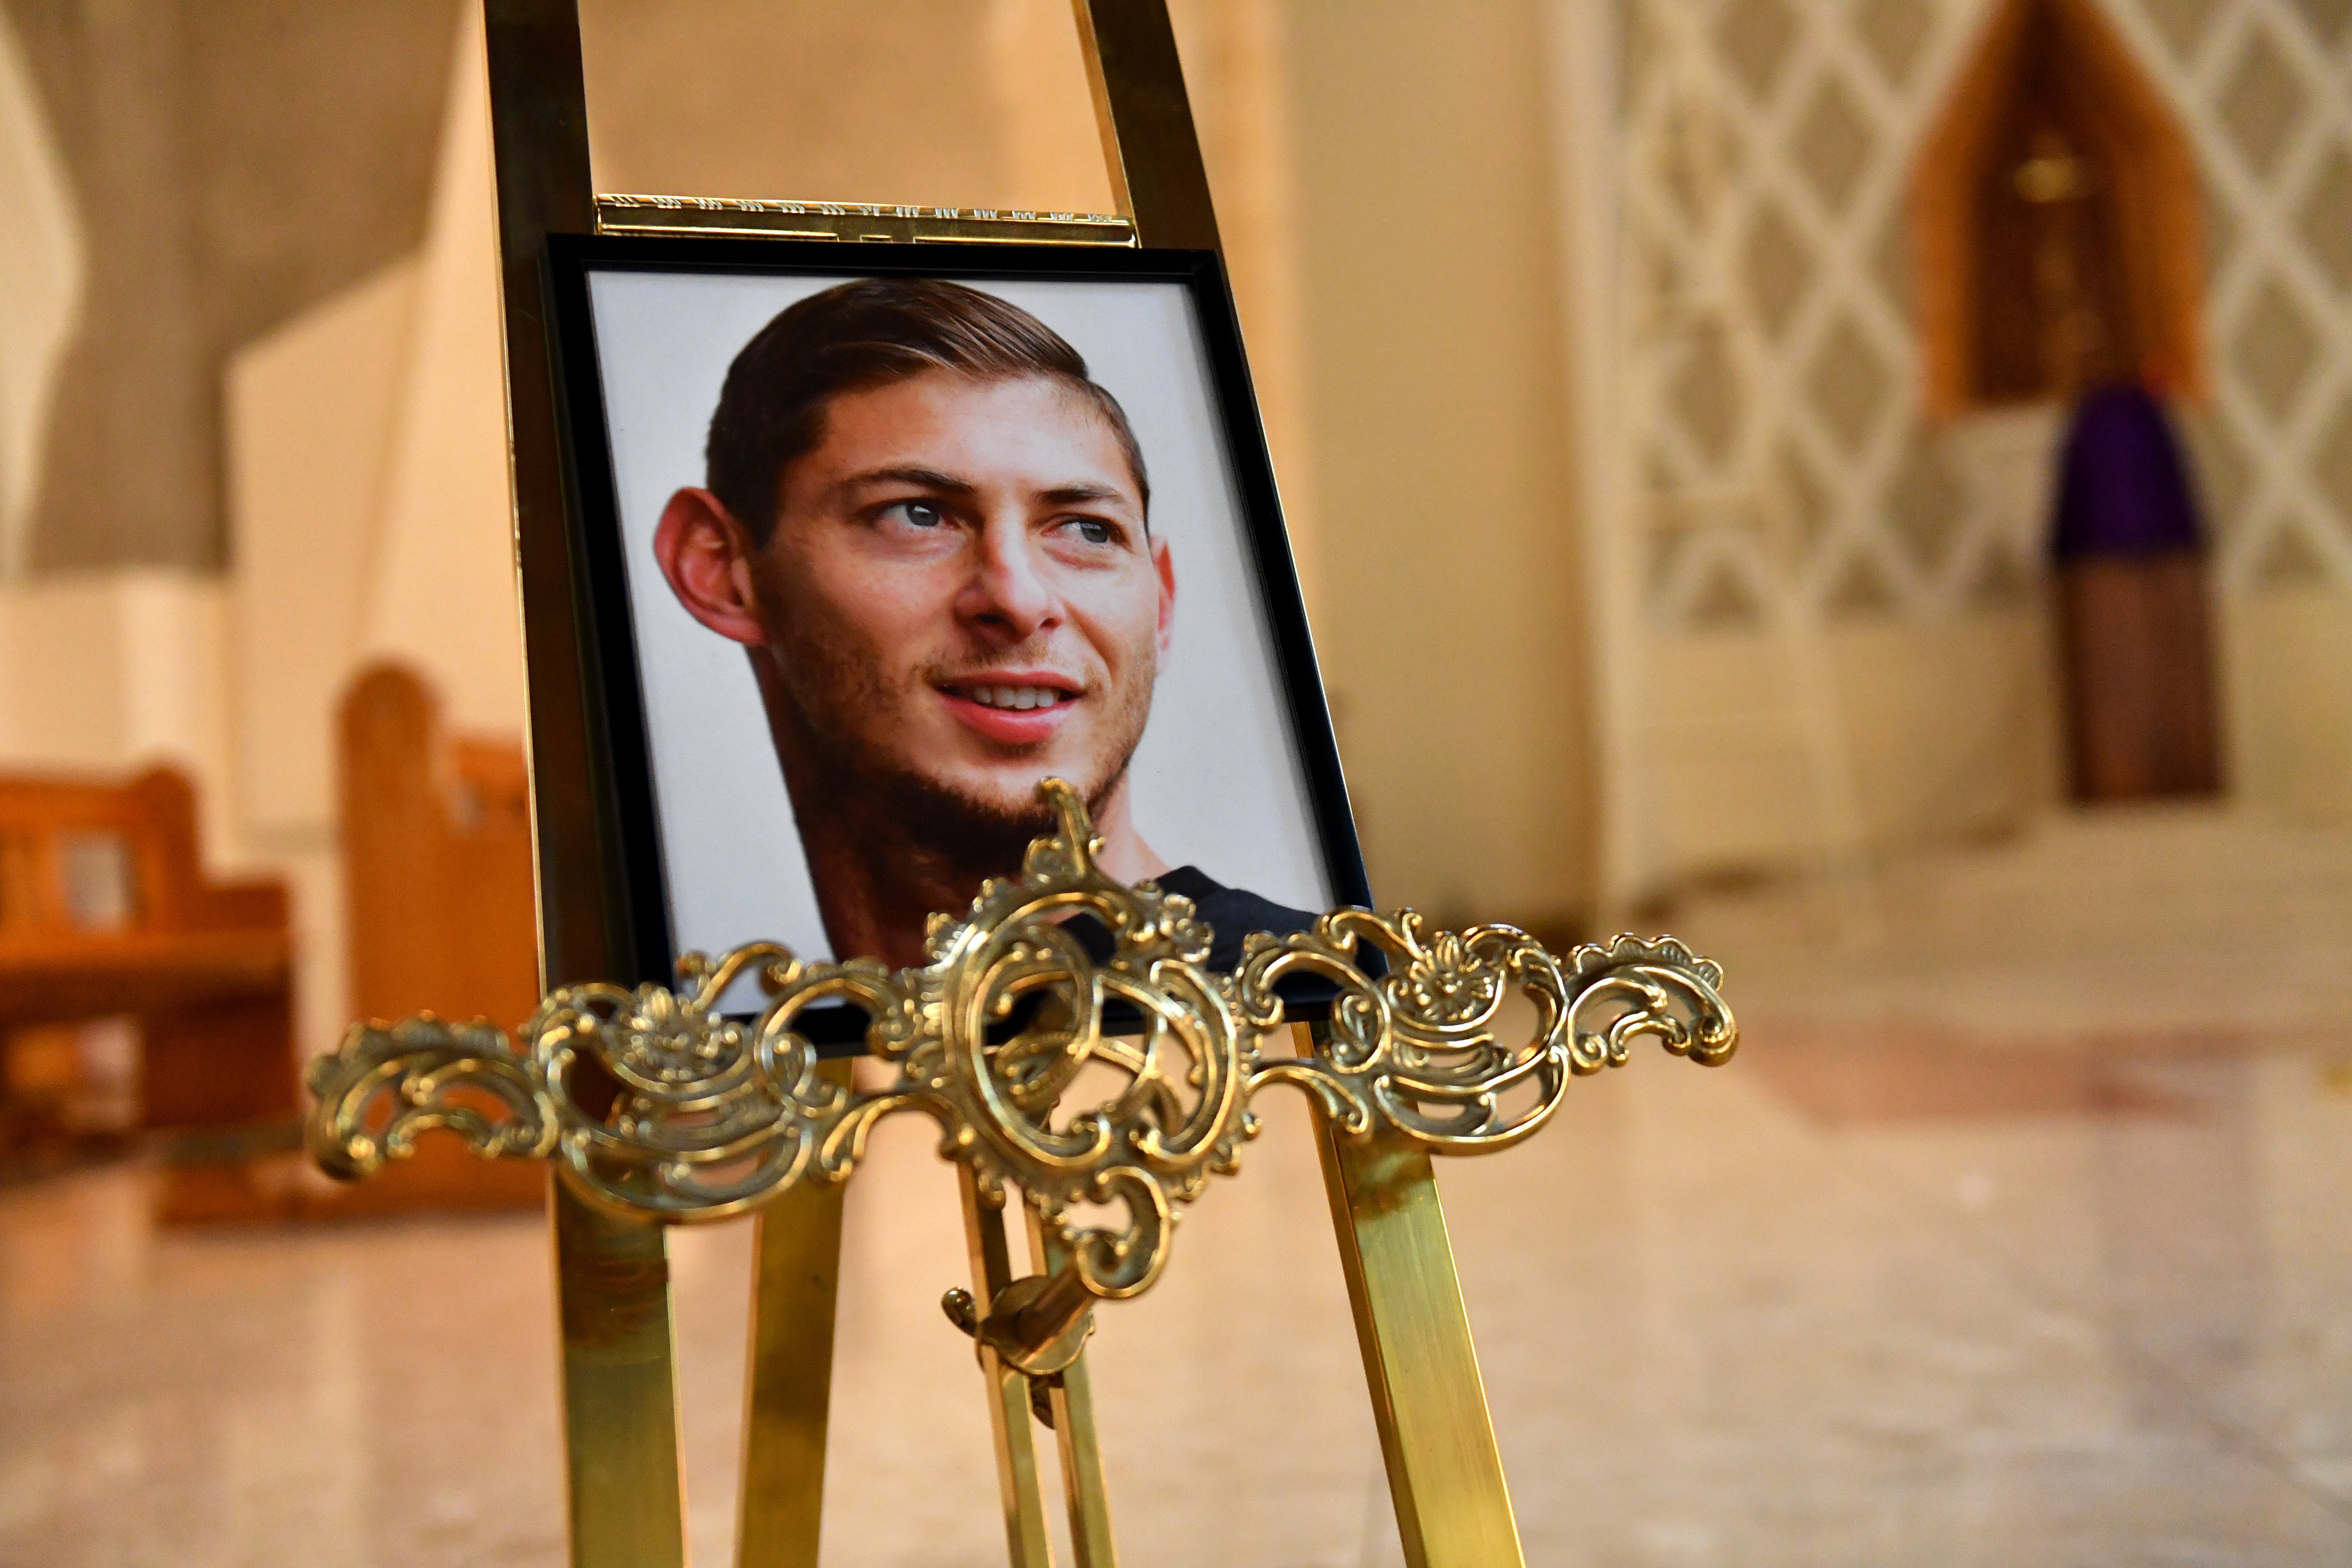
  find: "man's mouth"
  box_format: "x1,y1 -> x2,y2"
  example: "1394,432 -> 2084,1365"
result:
945,683 -> 1076,712
933,674 -> 1085,745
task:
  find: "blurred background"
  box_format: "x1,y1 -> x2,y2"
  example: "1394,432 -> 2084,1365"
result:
1,0 -> 2349,1563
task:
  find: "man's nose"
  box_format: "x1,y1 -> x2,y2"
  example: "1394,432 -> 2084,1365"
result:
956,517 -> 1059,642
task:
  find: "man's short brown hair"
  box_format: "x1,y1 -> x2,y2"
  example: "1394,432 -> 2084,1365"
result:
705,277 -> 1150,543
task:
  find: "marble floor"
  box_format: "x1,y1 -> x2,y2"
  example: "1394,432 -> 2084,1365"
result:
5,804 -> 2352,1566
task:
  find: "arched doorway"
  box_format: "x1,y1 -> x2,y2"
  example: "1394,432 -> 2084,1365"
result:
1914,0 -> 2220,802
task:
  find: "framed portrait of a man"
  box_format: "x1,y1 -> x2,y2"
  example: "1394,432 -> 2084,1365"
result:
543,239 -> 1365,1014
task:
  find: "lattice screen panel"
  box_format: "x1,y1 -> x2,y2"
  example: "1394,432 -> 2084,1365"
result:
1618,0 -> 2352,636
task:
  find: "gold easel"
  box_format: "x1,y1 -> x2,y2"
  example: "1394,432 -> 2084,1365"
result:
445,8 -> 1720,1566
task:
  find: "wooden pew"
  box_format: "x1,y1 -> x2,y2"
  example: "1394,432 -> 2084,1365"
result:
342,664 -> 542,1031
303,663 -> 544,1213
0,768 -> 296,1142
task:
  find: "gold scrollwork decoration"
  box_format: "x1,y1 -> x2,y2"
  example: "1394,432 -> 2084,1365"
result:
306,779 -> 1736,1341
306,1013 -> 557,1179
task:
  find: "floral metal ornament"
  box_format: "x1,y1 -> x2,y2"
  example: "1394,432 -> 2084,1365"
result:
308,779 -> 1735,1355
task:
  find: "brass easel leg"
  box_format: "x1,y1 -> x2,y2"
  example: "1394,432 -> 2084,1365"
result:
1069,0 -> 1220,250
1024,1211 -> 1119,1568
959,1169 -> 1056,1567
735,1139 -> 849,1568
553,1179 -> 690,1568
1309,1040 -> 1526,1568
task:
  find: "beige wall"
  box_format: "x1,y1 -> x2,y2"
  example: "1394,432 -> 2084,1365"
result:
1287,0 -> 1593,925
582,0 -> 1037,209
2225,586 -> 2352,825
227,260 -> 420,840
1639,610 -> 2062,877
356,16 -> 525,740
0,572 -> 229,797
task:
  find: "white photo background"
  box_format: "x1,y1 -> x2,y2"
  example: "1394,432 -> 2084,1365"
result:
584,267 -> 1334,975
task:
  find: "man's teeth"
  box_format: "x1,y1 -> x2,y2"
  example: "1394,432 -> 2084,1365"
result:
967,685 -> 1064,711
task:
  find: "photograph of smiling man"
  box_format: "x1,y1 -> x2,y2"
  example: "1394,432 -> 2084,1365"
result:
570,255 -> 1356,984
656,276 -> 1312,971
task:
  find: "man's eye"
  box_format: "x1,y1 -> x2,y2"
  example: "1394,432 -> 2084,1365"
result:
1062,517 -> 1116,546
890,501 -> 946,529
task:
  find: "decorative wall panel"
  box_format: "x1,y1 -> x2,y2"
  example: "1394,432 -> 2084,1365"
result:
1618,0 -> 2352,634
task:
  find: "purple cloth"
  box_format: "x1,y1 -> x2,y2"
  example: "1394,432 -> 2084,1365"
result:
2050,384 -> 2206,560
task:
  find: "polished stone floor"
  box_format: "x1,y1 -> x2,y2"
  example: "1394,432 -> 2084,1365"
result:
5,805 -> 2352,1566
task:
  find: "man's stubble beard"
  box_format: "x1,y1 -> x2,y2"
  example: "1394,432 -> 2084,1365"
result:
763,611 -> 1157,886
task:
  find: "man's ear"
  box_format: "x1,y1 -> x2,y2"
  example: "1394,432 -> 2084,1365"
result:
654,487 -> 766,646
1152,534 -> 1176,661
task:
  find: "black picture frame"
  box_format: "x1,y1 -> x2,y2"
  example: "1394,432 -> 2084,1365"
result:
539,234 -> 1369,1029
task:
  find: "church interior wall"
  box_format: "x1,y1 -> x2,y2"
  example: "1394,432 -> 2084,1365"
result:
2224,581 -> 2352,821
0,572 -> 229,801
1596,0 -> 2352,904
1286,0 -> 1596,931
0,0 -> 2341,1052
226,258 -> 423,845
351,14 -> 526,746
1639,607 -> 2063,874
